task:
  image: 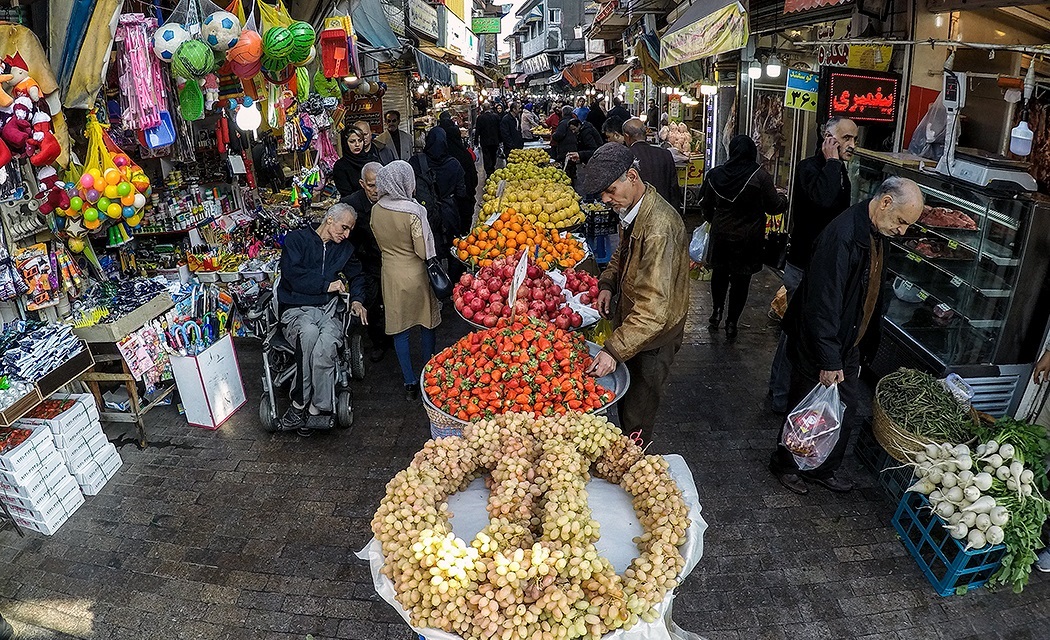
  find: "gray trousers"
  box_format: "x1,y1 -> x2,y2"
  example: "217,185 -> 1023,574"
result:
769,262 -> 805,412
617,329 -> 684,444
281,304 -> 342,412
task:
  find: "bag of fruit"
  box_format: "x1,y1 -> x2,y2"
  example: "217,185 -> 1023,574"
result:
780,383 -> 845,471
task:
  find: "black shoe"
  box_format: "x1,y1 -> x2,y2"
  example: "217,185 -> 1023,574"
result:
279,406 -> 305,431
707,308 -> 723,332
369,346 -> 388,363
405,383 -> 420,401
725,320 -> 738,341
803,473 -> 854,493
769,463 -> 809,495
297,427 -> 313,437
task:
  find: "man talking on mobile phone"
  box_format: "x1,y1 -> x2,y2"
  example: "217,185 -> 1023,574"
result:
769,117 -> 858,414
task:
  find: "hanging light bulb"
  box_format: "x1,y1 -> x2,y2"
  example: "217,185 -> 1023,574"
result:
765,54 -> 782,78
748,59 -> 762,80
236,102 -> 261,132
417,85 -> 426,94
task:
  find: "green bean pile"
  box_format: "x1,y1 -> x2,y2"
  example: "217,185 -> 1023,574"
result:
876,368 -> 974,442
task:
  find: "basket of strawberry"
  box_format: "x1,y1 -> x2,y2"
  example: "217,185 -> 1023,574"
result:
421,316 -> 629,437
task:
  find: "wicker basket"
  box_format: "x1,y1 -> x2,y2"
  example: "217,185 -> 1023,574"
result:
872,378 -> 980,463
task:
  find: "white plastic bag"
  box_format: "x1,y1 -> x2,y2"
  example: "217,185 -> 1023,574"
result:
689,223 -> 710,263
780,383 -> 845,471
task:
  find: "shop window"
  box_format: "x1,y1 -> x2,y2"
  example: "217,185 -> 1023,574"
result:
549,9 -> 561,24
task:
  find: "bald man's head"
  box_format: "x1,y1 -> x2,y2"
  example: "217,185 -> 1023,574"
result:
622,118 -> 646,143
869,176 -> 924,237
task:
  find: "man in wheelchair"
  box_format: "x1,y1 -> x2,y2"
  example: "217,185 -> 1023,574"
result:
277,203 -> 368,431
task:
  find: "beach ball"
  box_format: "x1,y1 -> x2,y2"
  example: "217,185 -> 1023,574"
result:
230,59 -> 262,79
262,26 -> 293,61
203,11 -> 242,52
294,46 -> 316,68
171,40 -> 215,79
153,23 -> 191,62
131,174 -> 150,193
287,21 -> 315,63
228,29 -> 262,65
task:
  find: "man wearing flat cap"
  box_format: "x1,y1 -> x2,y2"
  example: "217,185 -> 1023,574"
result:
579,143 -> 690,443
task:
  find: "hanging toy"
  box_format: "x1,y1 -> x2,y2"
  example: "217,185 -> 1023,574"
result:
262,26 -> 294,69
171,40 -> 214,80
286,21 -> 315,65
202,11 -> 242,52
4,54 -> 40,101
153,23 -> 192,62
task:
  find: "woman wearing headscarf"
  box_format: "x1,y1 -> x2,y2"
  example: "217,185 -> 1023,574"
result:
332,128 -> 374,197
699,134 -> 787,340
371,161 -> 442,400
438,118 -> 479,235
521,103 -> 542,141
586,98 -> 607,131
410,127 -> 466,251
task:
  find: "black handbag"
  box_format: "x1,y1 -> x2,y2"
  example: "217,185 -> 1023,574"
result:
763,231 -> 789,270
426,257 -> 453,299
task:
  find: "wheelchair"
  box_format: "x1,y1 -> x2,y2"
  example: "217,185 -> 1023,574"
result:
247,277 -> 366,433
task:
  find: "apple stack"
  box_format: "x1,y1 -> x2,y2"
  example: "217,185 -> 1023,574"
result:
0,422 -> 83,535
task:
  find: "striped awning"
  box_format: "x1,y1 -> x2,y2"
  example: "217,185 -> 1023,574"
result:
595,63 -> 631,90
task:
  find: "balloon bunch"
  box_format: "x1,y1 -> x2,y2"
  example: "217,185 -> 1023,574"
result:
66,156 -> 151,231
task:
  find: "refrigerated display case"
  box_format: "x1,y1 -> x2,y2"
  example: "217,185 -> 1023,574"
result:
854,151 -> 1050,415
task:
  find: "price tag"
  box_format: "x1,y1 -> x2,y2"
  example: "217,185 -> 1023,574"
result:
950,276 -> 963,288
907,252 -> 923,263
948,239 -> 959,250
507,251 -> 529,313
484,209 -> 503,226
917,290 -> 929,301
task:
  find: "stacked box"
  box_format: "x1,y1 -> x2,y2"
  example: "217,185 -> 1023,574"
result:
0,422 -> 82,535
16,394 -> 122,496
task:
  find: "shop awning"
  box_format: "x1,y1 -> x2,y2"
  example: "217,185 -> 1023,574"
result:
520,53 -> 550,76
350,0 -> 402,54
659,0 -> 748,69
595,63 -> 631,91
548,71 -> 565,85
475,70 -> 496,86
562,62 -> 592,87
414,48 -> 452,85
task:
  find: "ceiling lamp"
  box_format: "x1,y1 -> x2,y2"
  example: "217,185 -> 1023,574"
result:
236,101 -> 261,132
748,59 -> 762,80
765,54 -> 782,78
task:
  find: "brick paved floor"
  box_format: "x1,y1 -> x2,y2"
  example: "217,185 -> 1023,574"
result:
2,264 -> 1050,639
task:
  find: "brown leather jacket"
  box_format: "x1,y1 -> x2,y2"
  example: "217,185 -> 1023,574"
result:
598,185 -> 690,362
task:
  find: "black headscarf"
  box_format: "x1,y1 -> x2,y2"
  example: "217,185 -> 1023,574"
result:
586,100 -> 606,130
440,119 -> 478,190
707,134 -> 761,201
414,127 -> 465,199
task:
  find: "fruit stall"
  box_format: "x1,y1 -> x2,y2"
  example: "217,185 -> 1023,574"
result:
860,368 -> 1050,594
358,411 -> 708,640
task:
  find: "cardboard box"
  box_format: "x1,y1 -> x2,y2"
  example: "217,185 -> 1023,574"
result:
0,422 -> 56,474
72,294 -> 174,343
169,335 -> 246,429
2,474 -> 80,521
50,419 -> 103,451
36,348 -> 95,398
17,393 -> 100,436
10,489 -> 84,535
75,444 -> 122,496
60,430 -> 110,474
0,447 -> 65,496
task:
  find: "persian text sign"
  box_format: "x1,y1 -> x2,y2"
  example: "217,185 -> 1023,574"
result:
659,2 -> 748,70
785,69 -> 818,112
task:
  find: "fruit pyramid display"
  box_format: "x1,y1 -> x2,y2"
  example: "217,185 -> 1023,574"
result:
507,148 -> 551,165
454,210 -> 586,271
481,163 -> 585,231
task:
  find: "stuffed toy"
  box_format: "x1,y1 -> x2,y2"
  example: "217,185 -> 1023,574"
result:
1,97 -> 33,153
28,109 -> 59,167
3,54 -> 40,102
34,165 -> 69,216
0,68 -> 12,108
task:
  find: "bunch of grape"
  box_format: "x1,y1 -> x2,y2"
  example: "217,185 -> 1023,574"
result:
371,412 -> 691,640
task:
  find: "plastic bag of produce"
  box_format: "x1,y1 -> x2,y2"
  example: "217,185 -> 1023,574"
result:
780,383 -> 845,471
689,223 -> 710,263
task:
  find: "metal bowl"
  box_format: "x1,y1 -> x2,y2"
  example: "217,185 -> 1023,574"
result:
421,339 -> 629,428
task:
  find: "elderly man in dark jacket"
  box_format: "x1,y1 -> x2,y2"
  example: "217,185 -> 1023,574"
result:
500,102 -> 525,153
473,103 -> 501,177
770,176 -> 923,495
622,118 -> 681,211
769,116 -> 858,412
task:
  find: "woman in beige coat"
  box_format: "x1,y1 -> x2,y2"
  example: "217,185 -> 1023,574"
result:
371,161 -> 441,400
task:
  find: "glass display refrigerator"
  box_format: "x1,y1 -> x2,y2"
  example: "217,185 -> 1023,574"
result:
853,151 -> 1050,416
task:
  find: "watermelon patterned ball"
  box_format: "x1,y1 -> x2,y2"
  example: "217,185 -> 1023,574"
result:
202,11 -> 242,52
153,23 -> 191,62
263,26 -> 294,61
287,21 -> 316,61
171,40 -> 215,79
261,54 -> 288,74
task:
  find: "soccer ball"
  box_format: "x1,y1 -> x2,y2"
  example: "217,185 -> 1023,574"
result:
202,11 -> 242,51
171,40 -> 215,79
153,23 -> 191,62
227,29 -> 262,65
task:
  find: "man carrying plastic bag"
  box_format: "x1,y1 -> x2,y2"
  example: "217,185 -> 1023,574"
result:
770,177 -> 924,494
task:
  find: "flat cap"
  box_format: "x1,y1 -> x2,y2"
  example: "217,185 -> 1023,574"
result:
576,142 -> 636,197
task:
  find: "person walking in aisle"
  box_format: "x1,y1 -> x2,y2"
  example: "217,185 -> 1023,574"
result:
622,118 -> 680,211
577,143 -> 690,444
438,116 -> 479,235
521,103 -> 542,142
607,96 -> 631,123
700,135 -> 787,340
645,99 -> 660,130
770,176 -> 923,494
500,102 -> 525,154
370,161 -> 442,401
473,103 -> 501,177
769,116 -> 858,413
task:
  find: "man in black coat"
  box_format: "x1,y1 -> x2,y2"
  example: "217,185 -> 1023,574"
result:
622,118 -> 681,212
770,177 -> 923,495
607,96 -> 631,122
340,162 -> 390,362
769,116 -> 858,412
473,103 -> 501,177
500,102 -> 525,154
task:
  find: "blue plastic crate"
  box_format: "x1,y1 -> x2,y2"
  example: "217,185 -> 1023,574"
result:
891,492 -> 1006,596
854,424 -> 915,504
